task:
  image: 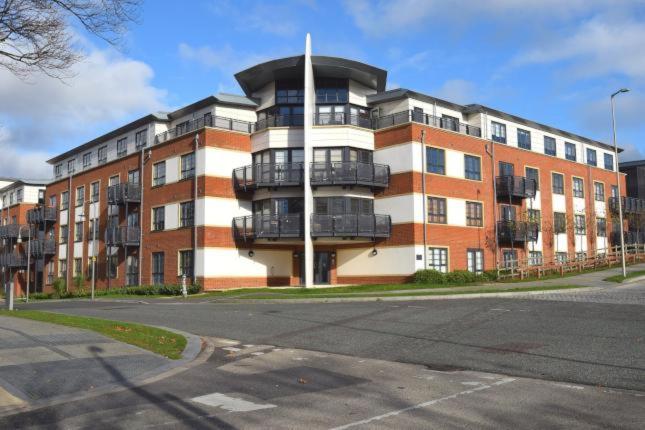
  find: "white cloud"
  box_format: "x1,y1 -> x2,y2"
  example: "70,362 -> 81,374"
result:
178,43 -> 273,75
434,79 -> 476,104
618,143 -> 644,162
209,0 -> 300,36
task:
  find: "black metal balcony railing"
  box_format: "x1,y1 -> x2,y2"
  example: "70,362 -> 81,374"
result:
0,224 -> 32,239
30,239 -> 56,258
609,196 -> 645,215
155,114 -> 255,144
255,114 -> 304,131
611,230 -> 645,246
310,162 -> 390,188
314,113 -> 372,129
496,176 -> 537,199
105,226 -> 140,246
27,207 -> 57,224
233,163 -> 304,191
107,183 -> 141,205
497,221 -> 539,243
311,214 -> 391,238
372,110 -> 482,137
0,252 -> 27,268
233,214 -> 303,241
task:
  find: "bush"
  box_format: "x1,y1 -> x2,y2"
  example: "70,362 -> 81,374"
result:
483,270 -> 499,281
414,269 -> 446,284
106,284 -> 202,296
31,292 -> 53,300
445,270 -> 482,285
52,277 -> 66,298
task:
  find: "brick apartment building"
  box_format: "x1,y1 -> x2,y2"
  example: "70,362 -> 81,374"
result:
0,38 -> 632,293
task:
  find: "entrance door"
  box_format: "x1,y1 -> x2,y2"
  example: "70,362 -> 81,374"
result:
298,252 -> 331,285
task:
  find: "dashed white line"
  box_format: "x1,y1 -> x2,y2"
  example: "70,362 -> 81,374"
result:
191,392 -> 276,412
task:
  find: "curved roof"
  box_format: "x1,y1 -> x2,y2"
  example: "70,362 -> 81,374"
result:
235,55 -> 387,96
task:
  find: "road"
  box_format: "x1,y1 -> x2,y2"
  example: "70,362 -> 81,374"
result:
2,278 -> 644,428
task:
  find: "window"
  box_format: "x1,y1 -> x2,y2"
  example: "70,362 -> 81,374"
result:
491,121 -> 506,143
176,121 -> 190,135
556,252 -> 568,264
203,112 -> 212,126
91,181 -> 99,202
76,186 -> 84,206
49,195 -> 57,209
153,161 -> 166,186
502,250 -> 517,269
597,218 -> 607,237
576,252 -> 587,261
60,225 -> 69,244
179,250 -> 194,277
107,255 -> 118,279
427,248 -> 448,273
88,219 -> 98,240
611,185 -> 618,199
152,207 -> 165,231
67,159 -> 75,174
604,153 -> 614,171
574,214 -> 586,235
152,252 -> 164,284
464,155 -> 481,180
83,152 -> 92,168
74,258 -> 82,277
276,79 -> 305,104
98,146 -> 108,164
594,182 -> 605,201
117,137 -> 127,157
499,161 -> 514,177
59,259 -> 67,277
525,167 -> 539,190
47,261 -> 55,285
528,251 -> 543,266
565,142 -> 576,161
427,197 -> 447,224
16,189 -> 23,203
528,209 -> 541,230
128,169 -> 140,184
426,147 -> 445,175
181,152 -> 195,179
180,201 -> 194,227
586,148 -> 597,166
517,129 -> 531,150
55,164 -> 62,178
554,212 -> 566,234
466,201 -> 483,227
315,78 -> 348,103
135,129 -> 147,149
552,173 -> 564,195
544,136 -> 556,156
75,221 -> 83,242
500,204 -> 515,221
126,255 -> 139,286
467,249 -> 483,274
573,177 -> 584,198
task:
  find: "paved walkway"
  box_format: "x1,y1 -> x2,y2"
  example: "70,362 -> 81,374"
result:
0,316 -> 173,412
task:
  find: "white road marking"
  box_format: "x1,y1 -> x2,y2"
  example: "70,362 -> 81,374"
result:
330,377 -> 516,430
490,308 -> 511,312
251,352 -> 264,356
191,392 -> 276,412
243,344 -> 255,348
554,383 -> 584,390
222,347 -> 242,352
461,381 -> 483,386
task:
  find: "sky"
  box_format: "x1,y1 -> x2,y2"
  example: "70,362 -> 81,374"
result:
1,0 -> 645,180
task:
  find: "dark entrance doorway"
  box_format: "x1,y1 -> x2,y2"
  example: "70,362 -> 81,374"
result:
299,251 -> 332,285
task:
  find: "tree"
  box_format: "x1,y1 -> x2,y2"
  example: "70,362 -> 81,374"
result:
0,0 -> 141,79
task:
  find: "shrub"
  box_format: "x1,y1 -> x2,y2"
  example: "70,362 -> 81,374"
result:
446,270 -> 468,284
483,270 -> 499,281
414,269 -> 446,284
52,277 -> 66,298
106,284 -> 201,296
31,292 -> 52,300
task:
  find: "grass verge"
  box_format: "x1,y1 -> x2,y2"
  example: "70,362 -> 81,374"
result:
0,310 -> 186,359
604,270 -> 645,283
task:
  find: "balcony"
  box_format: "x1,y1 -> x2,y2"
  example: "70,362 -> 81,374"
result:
311,214 -> 391,239
310,162 -> 390,188
233,163 -> 304,192
314,113 -> 372,129
0,224 -> 32,239
27,207 -> 57,224
497,221 -> 539,243
372,110 -> 482,138
155,114 -> 255,144
609,196 -> 645,215
30,239 -> 56,258
255,114 -> 304,132
0,252 -> 27,268
233,214 -> 303,241
611,230 -> 645,246
107,183 -> 141,205
496,176 -> 537,199
105,226 -> 140,246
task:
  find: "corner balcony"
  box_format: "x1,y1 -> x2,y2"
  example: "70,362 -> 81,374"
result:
311,214 -> 391,239
105,226 -> 140,247
372,110 -> 482,138
497,221 -> 539,243
27,207 -> 57,224
0,224 -> 32,240
233,214 -> 303,241
255,113 -> 304,132
30,239 -> 56,258
233,163 -> 304,192
310,162 -> 390,188
0,252 -> 27,268
314,112 -> 372,129
609,196 -> 645,215
107,183 -> 141,205
496,176 -> 537,199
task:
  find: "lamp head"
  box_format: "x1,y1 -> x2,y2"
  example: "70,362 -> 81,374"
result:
612,88 -> 630,97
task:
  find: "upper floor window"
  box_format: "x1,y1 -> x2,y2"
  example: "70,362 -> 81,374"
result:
16,189 -> 23,203
552,173 -> 564,195
426,147 -> 445,175
117,137 -> 127,157
152,207 -> 165,231
180,201 -> 194,227
91,181 -> 99,202
67,159 -> 75,174
491,122 -> 506,143
466,201 -> 483,227
611,185 -> 618,198
61,191 -> 69,210
153,161 -> 166,186
76,186 -> 85,206
464,155 -> 481,180
525,167 -> 539,190
49,195 -> 57,209
55,164 -> 62,177
427,197 -> 447,224
574,214 -> 586,235
594,182 -> 605,201
98,146 -> 108,164
276,80 -> 304,104
544,136 -> 556,156
499,161 -> 514,177
604,153 -> 614,171
554,212 -> 566,234
315,78 -> 348,104
586,148 -> 597,166
517,129 -> 531,150
573,177 -> 584,198
82,152 -> 92,168
565,142 -> 576,161
176,121 -> 189,135
135,129 -> 147,149
203,112 -> 212,126
597,218 -> 607,237
181,152 -> 195,179
128,169 -> 140,184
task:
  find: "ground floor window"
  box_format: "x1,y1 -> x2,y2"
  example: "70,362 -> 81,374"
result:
126,255 -> 138,286
502,250 -> 517,269
47,261 -> 55,284
107,255 -> 118,279
427,247 -> 448,273
555,252 -> 568,264
59,259 -> 67,278
74,258 -> 82,277
528,251 -> 543,266
466,249 -> 483,274
152,252 -> 164,285
576,252 -> 587,261
179,250 -> 194,278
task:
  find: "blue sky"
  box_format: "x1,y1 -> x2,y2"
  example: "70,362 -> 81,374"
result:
1,0 -> 644,179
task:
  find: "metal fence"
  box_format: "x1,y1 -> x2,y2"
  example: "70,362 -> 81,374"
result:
310,162 -> 390,187
233,163 -> 304,191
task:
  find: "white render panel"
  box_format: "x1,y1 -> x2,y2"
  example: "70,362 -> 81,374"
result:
594,200 -> 606,217
87,240 -> 97,257
554,234 -> 568,253
310,127 -> 374,150
446,198 -> 467,226
89,202 -> 99,219
59,209 -> 68,226
252,82 -> 276,112
348,80 -> 375,107
73,242 -> 83,258
165,203 -> 179,230
528,235 -> 543,252
374,142 -> 422,174
575,235 -> 588,252
337,245 -> 421,276
198,147 -> 251,178
165,156 -> 180,184
375,194 -> 423,224
552,194 -> 566,213
74,207 -> 85,223
213,105 -> 257,123
58,244 -> 67,259
444,149 -> 465,180
597,236 -> 608,252
251,129 -> 304,152
196,197 -> 251,227
573,197 -> 585,214
196,247 -> 292,278
529,192 -> 541,210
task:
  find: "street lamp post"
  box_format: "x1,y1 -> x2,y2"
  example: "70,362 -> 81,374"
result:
611,88 -> 629,278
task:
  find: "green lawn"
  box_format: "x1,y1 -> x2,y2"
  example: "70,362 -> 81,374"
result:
604,270 -> 645,283
0,310 -> 186,359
